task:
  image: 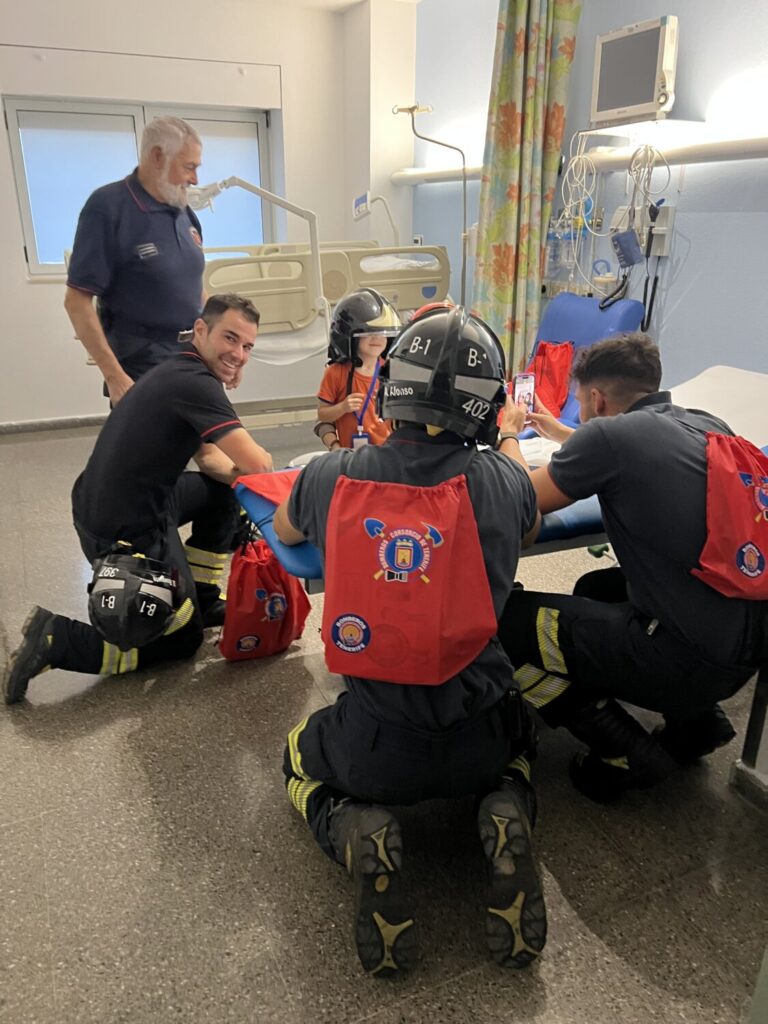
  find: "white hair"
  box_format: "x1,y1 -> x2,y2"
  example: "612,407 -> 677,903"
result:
140,116 -> 201,161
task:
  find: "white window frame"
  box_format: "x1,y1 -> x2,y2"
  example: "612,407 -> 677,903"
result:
4,97 -> 272,277
5,98 -> 146,276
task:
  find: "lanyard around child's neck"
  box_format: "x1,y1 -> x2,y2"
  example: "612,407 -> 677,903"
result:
356,360 -> 381,431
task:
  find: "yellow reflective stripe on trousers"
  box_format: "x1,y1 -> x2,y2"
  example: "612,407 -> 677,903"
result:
287,717 -> 311,780
117,648 -> 139,674
185,545 -> 228,569
99,643 -> 121,675
513,664 -> 548,690
163,598 -> 195,636
99,643 -> 137,675
536,607 -> 568,675
287,778 -> 322,820
189,566 -> 224,586
514,663 -> 570,709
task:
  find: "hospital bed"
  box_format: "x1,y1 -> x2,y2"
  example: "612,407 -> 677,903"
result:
205,241 -> 380,257
203,243 -> 451,321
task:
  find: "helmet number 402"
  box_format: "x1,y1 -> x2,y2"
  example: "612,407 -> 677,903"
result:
462,398 -> 490,420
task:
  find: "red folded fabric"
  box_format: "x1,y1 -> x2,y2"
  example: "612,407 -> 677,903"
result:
235,468 -> 301,507
527,340 -> 574,417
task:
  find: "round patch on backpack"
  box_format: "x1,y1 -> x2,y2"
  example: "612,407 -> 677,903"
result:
331,614 -> 370,654
736,542 -> 765,579
237,634 -> 261,652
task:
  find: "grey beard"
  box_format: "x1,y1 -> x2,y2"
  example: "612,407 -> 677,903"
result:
156,177 -> 187,209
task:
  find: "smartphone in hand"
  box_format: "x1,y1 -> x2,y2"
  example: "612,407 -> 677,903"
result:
513,372 -> 536,413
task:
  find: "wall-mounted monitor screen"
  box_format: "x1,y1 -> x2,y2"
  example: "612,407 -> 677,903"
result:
590,16 -> 678,129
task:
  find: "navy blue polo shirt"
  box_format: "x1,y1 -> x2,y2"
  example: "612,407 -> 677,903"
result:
67,169 -> 205,372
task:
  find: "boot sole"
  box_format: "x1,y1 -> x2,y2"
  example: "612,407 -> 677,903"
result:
478,797 -> 547,968
349,812 -> 418,977
4,606 -> 51,705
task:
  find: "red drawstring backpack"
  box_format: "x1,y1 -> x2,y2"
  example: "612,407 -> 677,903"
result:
322,472 -> 497,684
526,340 -> 574,417
220,538 -> 311,660
691,433 -> 768,599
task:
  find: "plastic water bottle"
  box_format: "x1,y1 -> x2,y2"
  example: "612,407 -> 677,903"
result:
545,219 -> 561,278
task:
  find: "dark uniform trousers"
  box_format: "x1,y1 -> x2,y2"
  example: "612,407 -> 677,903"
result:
49,472 -> 240,677
283,689 -> 535,863
104,318 -> 192,390
498,567 -> 759,727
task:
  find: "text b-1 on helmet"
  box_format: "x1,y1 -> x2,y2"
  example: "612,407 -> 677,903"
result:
328,288 -> 401,364
87,550 -> 187,651
380,305 -> 506,446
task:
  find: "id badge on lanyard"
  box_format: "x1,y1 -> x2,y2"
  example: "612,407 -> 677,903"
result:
353,361 -> 380,450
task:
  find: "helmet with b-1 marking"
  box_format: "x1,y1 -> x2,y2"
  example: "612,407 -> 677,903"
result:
380,305 -> 506,445
87,547 -> 188,651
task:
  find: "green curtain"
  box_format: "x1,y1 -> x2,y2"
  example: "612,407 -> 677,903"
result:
472,0 -> 582,372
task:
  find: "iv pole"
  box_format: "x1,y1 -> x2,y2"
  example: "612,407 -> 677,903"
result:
393,104 -> 468,307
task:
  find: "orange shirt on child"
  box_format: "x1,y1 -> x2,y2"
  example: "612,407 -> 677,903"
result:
317,361 -> 392,449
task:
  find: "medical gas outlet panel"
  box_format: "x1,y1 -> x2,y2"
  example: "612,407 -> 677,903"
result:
609,203 -> 676,257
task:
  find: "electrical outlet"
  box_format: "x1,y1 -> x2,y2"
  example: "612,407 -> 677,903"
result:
412,234 -> 424,245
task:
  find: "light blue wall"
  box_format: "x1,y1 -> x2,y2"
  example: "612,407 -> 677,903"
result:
414,0 -> 768,384
567,0 -> 768,385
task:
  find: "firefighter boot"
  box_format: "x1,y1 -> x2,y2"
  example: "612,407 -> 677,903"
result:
477,778 -> 547,968
565,698 -> 679,803
328,802 -> 418,977
655,704 -> 737,764
4,607 -> 55,704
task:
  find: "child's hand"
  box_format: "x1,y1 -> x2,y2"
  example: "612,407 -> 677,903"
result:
341,393 -> 365,414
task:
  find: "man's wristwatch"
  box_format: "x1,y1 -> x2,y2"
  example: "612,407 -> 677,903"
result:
496,432 -> 520,449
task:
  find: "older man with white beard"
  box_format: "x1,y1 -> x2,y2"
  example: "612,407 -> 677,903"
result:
65,116 -> 207,404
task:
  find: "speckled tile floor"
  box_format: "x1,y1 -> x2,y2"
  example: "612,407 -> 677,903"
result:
1,421 -> 766,1024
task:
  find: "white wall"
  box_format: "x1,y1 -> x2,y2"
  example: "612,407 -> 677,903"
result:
0,0 -> 351,426
342,0 -> 417,244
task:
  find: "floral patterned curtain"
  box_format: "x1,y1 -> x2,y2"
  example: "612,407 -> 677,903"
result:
472,0 -> 581,372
